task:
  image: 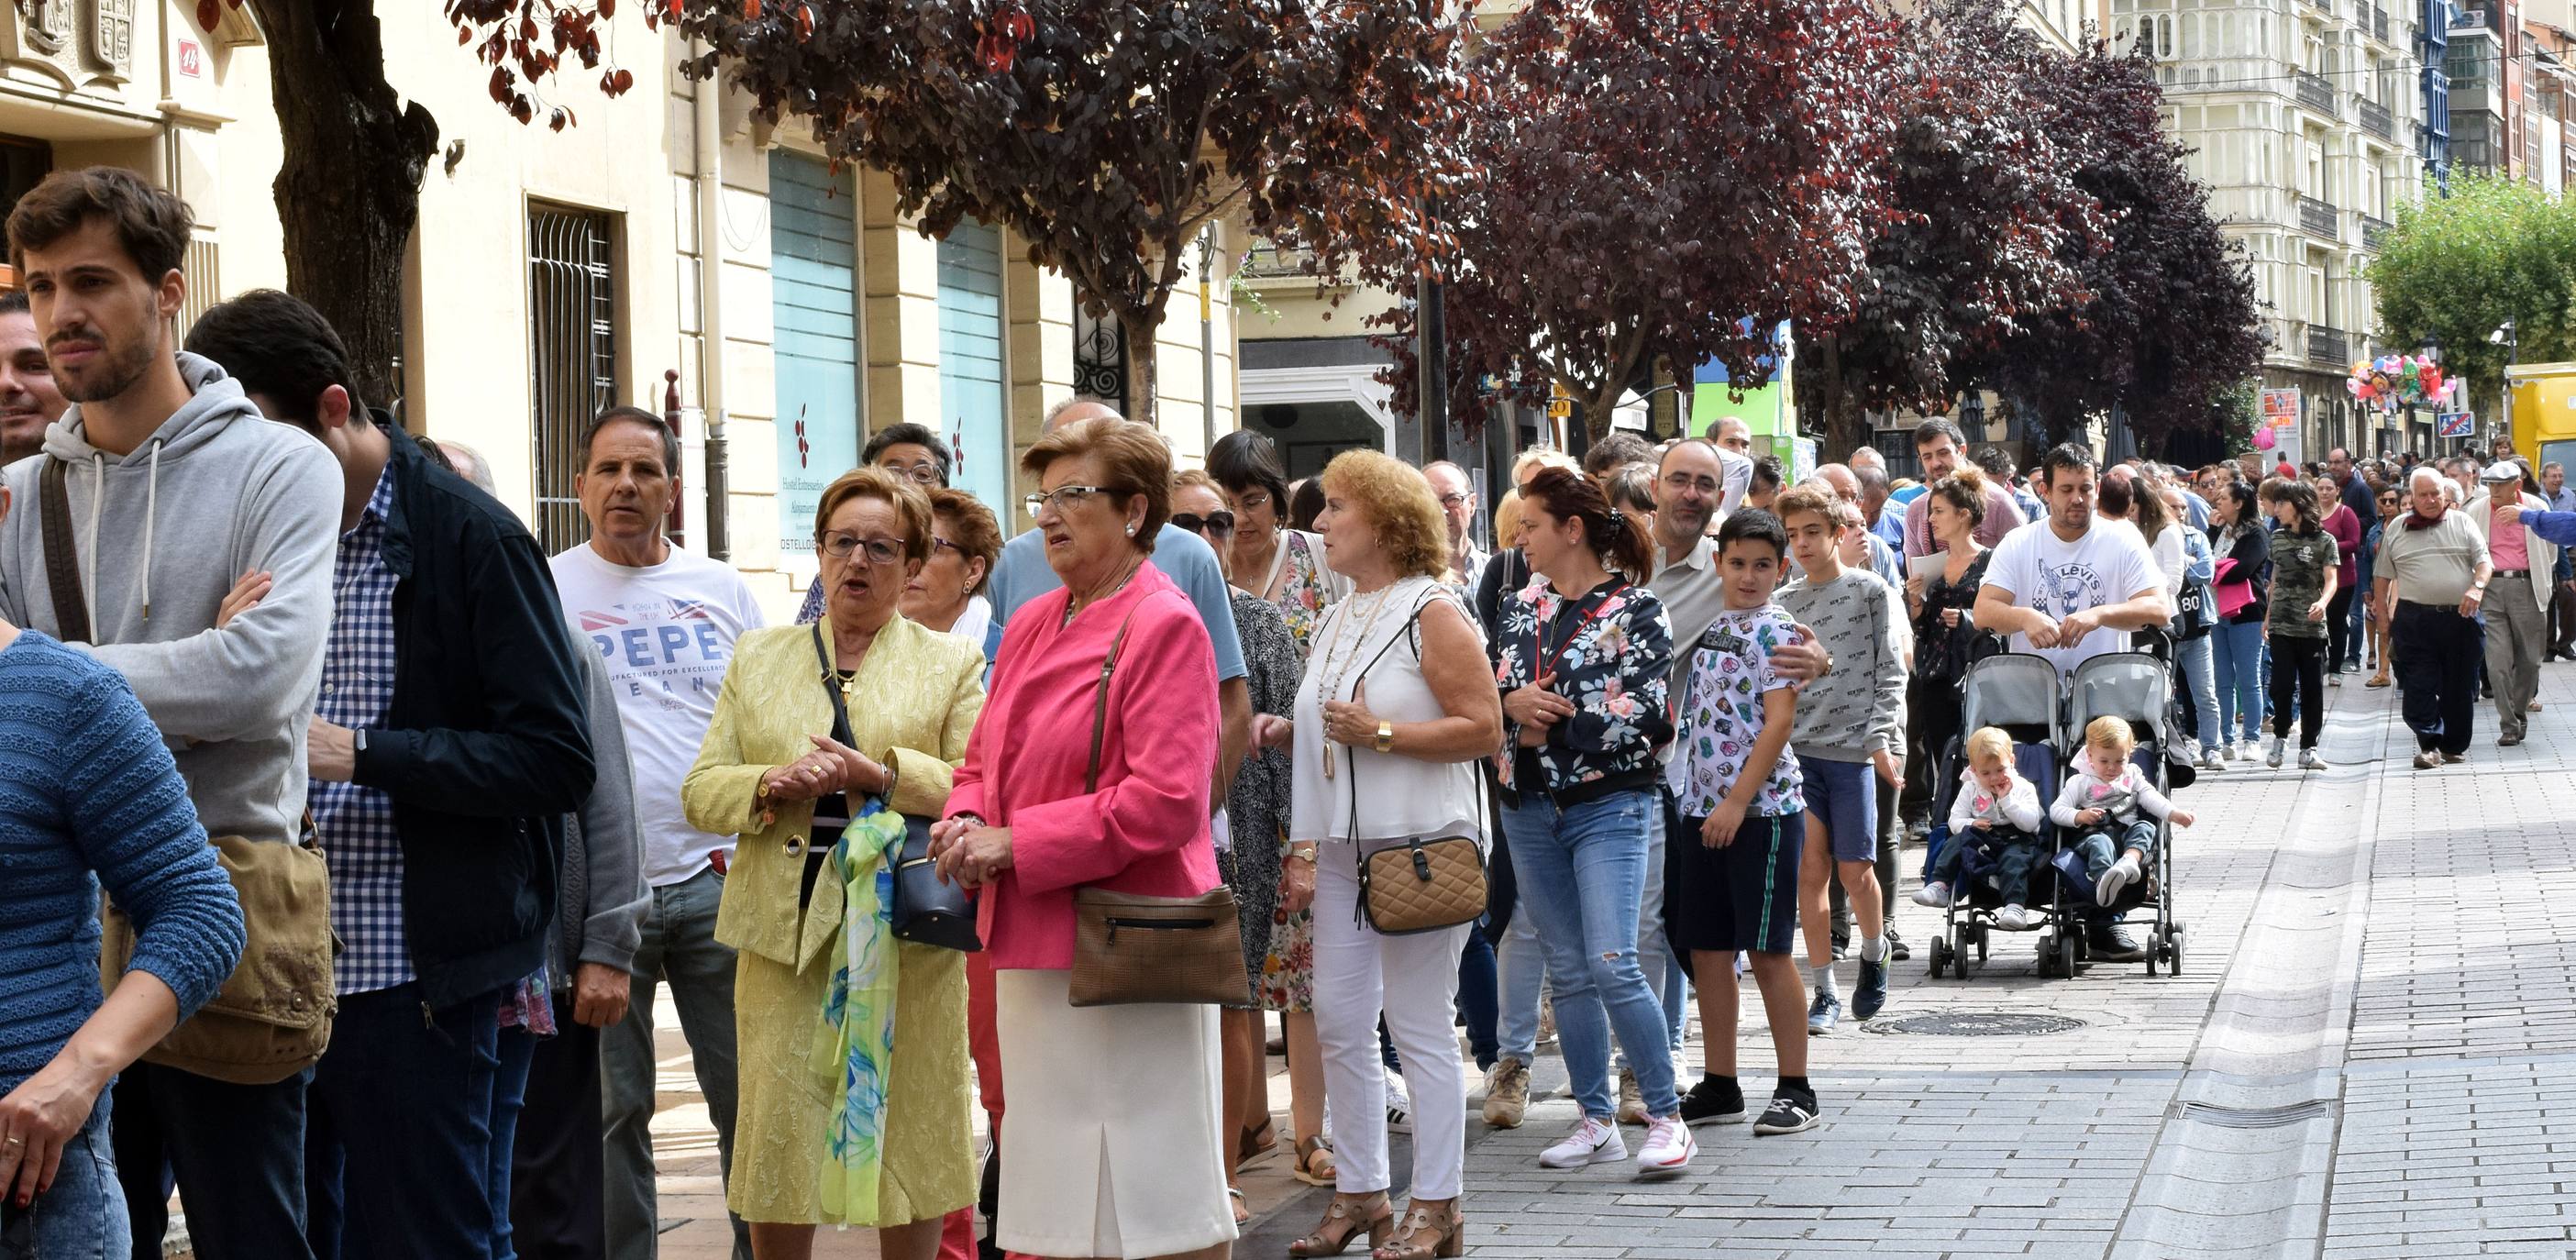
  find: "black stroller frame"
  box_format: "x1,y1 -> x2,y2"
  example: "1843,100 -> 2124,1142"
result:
2061,647 -> 2185,978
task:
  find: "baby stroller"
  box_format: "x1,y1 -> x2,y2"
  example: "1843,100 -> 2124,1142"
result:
1924,650 -> 2066,981
2060,647 -> 2184,978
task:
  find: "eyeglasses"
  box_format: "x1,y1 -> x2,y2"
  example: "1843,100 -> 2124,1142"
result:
817,532 -> 906,565
1024,484 -> 1116,517
1236,491 -> 1272,513
882,461 -> 945,486
1436,492 -> 1469,509
1172,510 -> 1236,537
1662,471 -> 1720,495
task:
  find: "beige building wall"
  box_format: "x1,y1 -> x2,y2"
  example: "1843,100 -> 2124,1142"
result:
0,2 -> 1239,622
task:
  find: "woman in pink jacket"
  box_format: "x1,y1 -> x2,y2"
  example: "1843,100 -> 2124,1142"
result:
929,417 -> 1231,1260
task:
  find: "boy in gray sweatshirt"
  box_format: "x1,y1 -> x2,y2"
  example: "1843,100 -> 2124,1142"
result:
1773,484 -> 1907,1033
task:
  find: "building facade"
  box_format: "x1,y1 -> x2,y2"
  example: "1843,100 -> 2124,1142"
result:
2113,0 -> 2427,458
0,0 -> 1239,619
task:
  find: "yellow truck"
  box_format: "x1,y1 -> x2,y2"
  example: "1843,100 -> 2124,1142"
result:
2504,362 -> 2576,474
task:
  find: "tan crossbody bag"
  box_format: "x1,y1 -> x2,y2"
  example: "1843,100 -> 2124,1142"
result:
1344,591 -> 1488,935
45,458 -> 338,1084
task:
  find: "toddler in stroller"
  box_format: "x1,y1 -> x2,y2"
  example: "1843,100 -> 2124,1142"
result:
2052,715 -> 2195,908
1911,726 -> 2046,928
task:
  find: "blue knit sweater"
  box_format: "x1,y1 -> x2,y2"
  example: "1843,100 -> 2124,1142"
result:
0,631 -> 243,1095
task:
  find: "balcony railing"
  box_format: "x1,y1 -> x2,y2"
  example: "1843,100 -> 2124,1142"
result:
2359,95 -> 2394,138
2372,4 -> 2391,41
2307,0 -> 2333,11
2361,214 -> 2393,249
1238,240 -> 1319,280
2298,69 -> 2340,116
2298,193 -> 2340,238
2308,325 -> 2349,365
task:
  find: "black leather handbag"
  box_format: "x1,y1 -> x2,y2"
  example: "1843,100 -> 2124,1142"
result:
812,624 -> 981,951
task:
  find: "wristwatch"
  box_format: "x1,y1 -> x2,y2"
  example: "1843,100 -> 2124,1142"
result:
1375,720 -> 1395,754
1286,842 -> 1318,864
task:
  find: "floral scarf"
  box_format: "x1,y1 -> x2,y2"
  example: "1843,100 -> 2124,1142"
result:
811,800 -> 906,1224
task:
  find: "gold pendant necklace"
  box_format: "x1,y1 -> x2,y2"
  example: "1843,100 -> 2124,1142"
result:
1317,581 -> 1400,779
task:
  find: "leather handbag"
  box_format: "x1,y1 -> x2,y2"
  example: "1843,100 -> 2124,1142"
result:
810,624 -> 979,951
1065,608 -> 1249,1007
47,458 -> 338,1084
1344,590 -> 1488,936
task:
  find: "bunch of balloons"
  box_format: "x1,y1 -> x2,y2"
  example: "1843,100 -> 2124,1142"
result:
2346,355 -> 2453,412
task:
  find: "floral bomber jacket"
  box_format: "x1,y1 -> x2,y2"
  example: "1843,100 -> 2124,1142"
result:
1493,575 -> 1675,807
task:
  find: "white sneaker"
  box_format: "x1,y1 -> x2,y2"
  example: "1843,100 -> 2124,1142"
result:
2096,854 -> 2144,906
1385,1075 -> 1414,1134
2218,740 -> 2238,761
1635,1116 -> 1696,1177
1996,903 -> 2030,930
2201,747 -> 2225,771
1540,1116 -> 1627,1169
2265,738 -> 2284,769
1911,880 -> 1953,909
2239,738 -> 2263,762
2299,747 -> 2327,771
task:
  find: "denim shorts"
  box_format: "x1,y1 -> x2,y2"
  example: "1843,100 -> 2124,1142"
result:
1796,754 -> 1877,864
0,1102 -> 127,1260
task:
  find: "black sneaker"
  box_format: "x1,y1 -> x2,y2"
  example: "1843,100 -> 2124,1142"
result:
2086,922 -> 2147,962
1752,1090 -> 1821,1135
1887,929 -> 1910,962
1678,1076 -> 1745,1126
1852,956 -> 1889,1021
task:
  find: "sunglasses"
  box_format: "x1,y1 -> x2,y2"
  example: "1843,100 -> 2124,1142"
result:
1173,510 -> 1236,536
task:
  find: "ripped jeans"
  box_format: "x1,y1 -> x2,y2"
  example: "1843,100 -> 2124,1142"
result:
1498,787 -> 1679,1122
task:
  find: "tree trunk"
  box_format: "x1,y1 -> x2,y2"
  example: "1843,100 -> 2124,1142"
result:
247,0 -> 439,415
1798,334 -> 1873,459
1118,306 -> 1161,428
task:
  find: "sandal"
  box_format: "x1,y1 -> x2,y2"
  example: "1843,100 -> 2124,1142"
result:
1289,1190 -> 1392,1258
1228,1185 -> 1250,1226
2366,674 -> 2392,689
1373,1199 -> 1465,1260
1291,1134 -> 1337,1187
1237,1118 -> 1278,1166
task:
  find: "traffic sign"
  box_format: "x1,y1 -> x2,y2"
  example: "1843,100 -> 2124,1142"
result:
2438,411 -> 2475,438
1547,397 -> 1571,419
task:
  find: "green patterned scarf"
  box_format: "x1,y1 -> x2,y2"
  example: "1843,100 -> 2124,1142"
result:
812,801 -> 905,1224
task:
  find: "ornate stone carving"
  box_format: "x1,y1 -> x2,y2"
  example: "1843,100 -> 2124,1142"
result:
5,0 -> 135,87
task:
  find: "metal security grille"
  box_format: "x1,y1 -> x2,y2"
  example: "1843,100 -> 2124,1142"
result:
528,205 -> 619,554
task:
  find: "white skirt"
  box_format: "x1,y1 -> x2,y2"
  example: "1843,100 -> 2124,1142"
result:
994,968 -> 1236,1258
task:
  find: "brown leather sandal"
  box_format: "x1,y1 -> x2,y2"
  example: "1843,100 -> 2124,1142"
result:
1373,1199 -> 1465,1260
1289,1190 -> 1392,1258
1290,1134 -> 1337,1186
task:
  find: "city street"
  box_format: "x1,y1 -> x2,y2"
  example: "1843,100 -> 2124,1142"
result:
604,659 -> 2576,1259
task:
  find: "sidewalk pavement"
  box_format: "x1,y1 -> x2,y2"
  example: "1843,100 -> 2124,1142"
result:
608,660 -> 2576,1257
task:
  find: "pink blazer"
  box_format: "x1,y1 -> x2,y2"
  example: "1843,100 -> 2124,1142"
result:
947,562 -> 1222,971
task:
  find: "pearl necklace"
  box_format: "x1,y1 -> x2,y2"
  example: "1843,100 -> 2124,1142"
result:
1314,580 -> 1402,779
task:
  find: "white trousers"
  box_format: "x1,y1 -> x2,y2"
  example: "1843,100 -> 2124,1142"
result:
1310,838 -> 1471,1199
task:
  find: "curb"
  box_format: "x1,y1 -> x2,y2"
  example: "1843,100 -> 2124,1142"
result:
2106,680 -> 2390,1259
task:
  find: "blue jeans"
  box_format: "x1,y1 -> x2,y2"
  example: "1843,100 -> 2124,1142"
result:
1615,800 -> 1686,1072
1455,926 -> 1498,1071
3,1099 -> 128,1260
1495,911 -> 1543,1064
1498,789 -> 1678,1121
110,1062 -> 312,1260
603,867 -> 748,1260
2175,633 -> 2220,749
2211,620 -> 2265,743
305,982 -> 504,1260
489,1020 -> 539,1260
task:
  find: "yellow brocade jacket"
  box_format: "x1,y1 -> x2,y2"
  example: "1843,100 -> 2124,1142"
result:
685,613 -> 985,971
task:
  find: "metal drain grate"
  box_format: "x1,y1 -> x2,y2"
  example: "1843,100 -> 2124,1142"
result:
2175,1099 -> 2333,1129
1866,1011 -> 2086,1036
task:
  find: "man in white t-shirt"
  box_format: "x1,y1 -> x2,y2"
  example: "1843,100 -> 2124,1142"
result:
1973,443 -> 2170,962
550,406 -> 764,1260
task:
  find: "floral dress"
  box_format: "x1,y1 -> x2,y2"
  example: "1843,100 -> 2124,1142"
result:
1221,591 -> 1298,1010
1256,530 -> 1345,1013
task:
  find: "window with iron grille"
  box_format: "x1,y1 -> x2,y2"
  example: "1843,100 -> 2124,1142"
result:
527,204 -> 620,555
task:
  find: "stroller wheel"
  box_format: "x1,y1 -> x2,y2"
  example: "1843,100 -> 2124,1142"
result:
2144,933 -> 2161,976
1930,934 -> 1951,976
2057,930 -> 2080,978
2167,936 -> 2184,977
1975,928 -> 1989,963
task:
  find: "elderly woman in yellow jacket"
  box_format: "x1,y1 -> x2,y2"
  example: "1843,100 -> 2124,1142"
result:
684,467 -> 986,1260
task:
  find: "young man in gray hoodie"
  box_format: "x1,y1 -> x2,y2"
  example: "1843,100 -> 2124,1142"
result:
0,169 -> 338,1259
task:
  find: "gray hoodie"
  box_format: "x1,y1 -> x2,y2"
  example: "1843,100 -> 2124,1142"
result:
0,352 -> 339,846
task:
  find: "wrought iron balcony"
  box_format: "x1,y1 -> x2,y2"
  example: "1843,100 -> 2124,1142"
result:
2298,193 -> 2340,238
2372,5 -> 2391,41
2360,95 -> 2394,138
2361,214 -> 2393,249
2298,70 -> 2340,116
2308,325 -> 2349,365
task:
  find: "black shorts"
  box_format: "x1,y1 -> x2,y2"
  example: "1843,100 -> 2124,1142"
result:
1670,809 -> 1805,956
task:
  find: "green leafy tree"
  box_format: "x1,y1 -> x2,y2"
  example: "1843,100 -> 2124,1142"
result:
2368,172 -> 2576,421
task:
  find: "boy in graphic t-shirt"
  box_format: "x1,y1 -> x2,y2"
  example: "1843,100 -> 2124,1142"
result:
1666,508 -> 1820,1136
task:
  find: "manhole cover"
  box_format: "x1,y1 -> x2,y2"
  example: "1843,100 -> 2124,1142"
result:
1866,1011 -> 2086,1036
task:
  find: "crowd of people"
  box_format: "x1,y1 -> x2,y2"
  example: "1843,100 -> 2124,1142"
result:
0,163 -> 2561,1260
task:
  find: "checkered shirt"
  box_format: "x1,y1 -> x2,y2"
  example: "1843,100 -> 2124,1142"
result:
314,465 -> 410,995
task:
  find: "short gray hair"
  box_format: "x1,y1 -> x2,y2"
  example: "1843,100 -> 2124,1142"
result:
1043,394 -> 1118,432
438,439 -> 498,494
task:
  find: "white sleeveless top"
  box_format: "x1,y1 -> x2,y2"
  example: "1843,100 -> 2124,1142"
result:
1289,575 -> 1487,846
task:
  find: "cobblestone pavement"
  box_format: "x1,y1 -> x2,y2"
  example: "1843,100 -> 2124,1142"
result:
611,658 -> 2576,1258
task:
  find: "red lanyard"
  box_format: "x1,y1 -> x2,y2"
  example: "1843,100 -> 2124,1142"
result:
1536,580 -> 1628,680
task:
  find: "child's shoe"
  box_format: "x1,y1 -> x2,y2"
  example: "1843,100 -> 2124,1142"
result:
1911,880 -> 1953,909
2095,853 -> 2144,906
1996,903 -> 2031,930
